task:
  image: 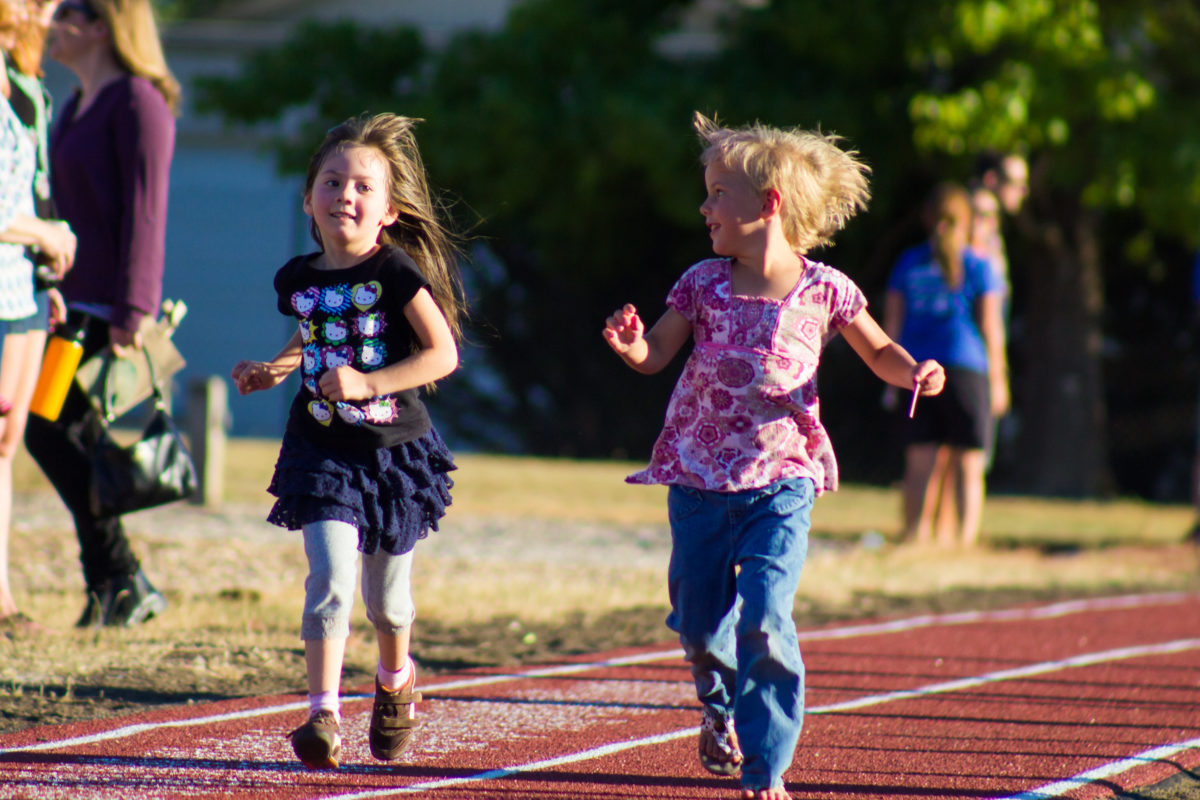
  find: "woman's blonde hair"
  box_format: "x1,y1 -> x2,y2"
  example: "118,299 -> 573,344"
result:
693,111 -> 870,254
305,113 -> 467,344
92,0 -> 181,114
923,182 -> 972,289
4,0 -> 48,77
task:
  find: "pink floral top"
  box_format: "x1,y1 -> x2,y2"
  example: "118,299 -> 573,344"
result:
628,257 -> 866,494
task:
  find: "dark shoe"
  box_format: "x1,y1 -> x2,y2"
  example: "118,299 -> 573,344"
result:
75,589 -> 105,629
369,663 -> 422,761
289,710 -> 342,769
104,570 -> 167,627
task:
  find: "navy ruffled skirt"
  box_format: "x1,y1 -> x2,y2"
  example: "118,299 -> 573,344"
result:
266,428 -> 455,555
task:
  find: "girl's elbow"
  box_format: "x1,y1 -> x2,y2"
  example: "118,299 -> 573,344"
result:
443,350 -> 459,378
434,345 -> 459,380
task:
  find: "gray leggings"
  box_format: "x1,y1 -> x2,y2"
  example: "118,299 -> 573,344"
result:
301,519 -> 416,641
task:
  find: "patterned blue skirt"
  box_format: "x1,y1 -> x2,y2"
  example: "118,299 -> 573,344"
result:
266,428 -> 455,555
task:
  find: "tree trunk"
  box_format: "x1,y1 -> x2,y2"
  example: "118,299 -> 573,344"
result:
1012,192 -> 1112,497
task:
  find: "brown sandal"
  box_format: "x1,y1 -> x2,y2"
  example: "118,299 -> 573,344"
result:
369,661 -> 423,761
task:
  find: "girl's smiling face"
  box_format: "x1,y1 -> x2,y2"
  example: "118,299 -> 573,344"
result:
699,162 -> 767,259
304,145 -> 397,257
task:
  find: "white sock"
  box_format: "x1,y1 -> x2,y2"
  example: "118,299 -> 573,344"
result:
309,690 -> 340,721
377,658 -> 413,693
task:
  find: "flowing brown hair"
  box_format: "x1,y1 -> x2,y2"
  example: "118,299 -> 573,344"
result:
304,113 -> 467,344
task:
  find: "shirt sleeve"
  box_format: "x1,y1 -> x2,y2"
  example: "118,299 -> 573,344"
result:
274,259 -> 297,316
110,79 -> 175,332
665,262 -> 702,323
965,250 -> 1003,298
382,247 -> 430,309
828,268 -> 867,330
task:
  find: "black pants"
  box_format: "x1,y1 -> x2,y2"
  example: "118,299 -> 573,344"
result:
24,312 -> 139,590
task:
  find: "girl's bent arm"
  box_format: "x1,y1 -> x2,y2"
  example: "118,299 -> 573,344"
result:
320,288 -> 457,401
841,308 -> 944,394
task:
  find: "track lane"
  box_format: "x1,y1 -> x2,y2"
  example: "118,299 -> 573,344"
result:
0,593 -> 1196,800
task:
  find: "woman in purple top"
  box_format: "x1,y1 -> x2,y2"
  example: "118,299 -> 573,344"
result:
24,0 -> 179,628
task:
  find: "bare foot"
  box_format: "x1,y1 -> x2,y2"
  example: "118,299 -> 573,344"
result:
740,787 -> 792,800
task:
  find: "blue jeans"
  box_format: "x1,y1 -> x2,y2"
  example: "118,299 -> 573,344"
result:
666,477 -> 813,790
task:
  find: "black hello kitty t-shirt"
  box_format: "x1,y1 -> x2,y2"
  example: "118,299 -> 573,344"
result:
274,244 -> 433,451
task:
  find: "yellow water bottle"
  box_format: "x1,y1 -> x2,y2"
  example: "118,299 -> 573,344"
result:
30,324 -> 86,421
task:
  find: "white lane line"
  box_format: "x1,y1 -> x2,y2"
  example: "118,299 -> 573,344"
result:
1,592 -> 1191,756
996,736 -> 1200,799
812,637 -> 1200,714
328,637 -> 1200,799
795,591 -> 1193,641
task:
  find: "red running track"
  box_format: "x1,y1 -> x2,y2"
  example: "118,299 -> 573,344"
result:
1,592 -> 1198,800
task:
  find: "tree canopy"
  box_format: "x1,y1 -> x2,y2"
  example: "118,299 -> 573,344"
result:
195,0 -> 1200,498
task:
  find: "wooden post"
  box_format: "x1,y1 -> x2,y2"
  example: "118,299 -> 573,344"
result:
187,377 -> 227,506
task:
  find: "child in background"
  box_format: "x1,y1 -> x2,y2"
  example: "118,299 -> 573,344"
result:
232,113 -> 465,769
603,112 -> 944,800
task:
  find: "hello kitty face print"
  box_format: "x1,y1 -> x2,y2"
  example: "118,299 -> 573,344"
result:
324,318 -> 349,344
352,281 -> 382,310
355,312 -> 386,338
292,287 -> 320,318
319,284 -> 353,315
324,346 -> 355,370
361,339 -> 388,368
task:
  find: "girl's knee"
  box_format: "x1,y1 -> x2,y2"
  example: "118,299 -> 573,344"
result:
366,593 -> 415,633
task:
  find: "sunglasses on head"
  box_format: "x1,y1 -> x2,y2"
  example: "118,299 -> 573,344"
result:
53,0 -> 98,22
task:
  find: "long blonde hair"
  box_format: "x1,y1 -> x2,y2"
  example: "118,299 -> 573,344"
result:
693,111 -> 871,254
305,113 -> 467,343
923,182 -> 972,289
92,0 -> 180,114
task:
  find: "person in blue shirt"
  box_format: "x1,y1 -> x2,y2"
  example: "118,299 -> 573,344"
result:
884,183 -> 1008,546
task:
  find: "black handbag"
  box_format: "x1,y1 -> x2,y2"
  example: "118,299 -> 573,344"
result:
87,352 -> 197,517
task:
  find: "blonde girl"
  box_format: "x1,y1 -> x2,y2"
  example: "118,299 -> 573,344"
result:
604,113 -> 944,800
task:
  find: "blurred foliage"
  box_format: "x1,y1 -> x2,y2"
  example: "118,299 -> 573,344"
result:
155,0 -> 223,22
194,0 -> 1200,498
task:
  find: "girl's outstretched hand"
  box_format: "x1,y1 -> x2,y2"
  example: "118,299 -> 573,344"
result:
232,360 -> 290,395
912,359 -> 945,396
602,304 -> 645,355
